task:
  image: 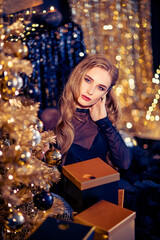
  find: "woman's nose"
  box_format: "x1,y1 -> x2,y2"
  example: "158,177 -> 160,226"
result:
87,85 -> 95,95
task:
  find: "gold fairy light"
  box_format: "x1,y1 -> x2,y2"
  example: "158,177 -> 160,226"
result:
145,65 -> 160,128
69,0 -> 160,138
50,6 -> 55,11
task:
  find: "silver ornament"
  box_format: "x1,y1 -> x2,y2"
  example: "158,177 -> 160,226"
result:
5,210 -> 25,231
31,129 -> 41,146
15,74 -> 23,90
20,147 -> 31,163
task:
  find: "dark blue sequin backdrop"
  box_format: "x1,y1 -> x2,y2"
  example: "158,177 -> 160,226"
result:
24,21 -> 86,113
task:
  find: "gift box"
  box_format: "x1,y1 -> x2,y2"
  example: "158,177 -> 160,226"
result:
27,217 -> 95,240
62,157 -> 120,212
74,200 -> 136,240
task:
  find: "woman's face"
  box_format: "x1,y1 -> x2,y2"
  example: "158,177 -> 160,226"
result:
77,67 -> 112,108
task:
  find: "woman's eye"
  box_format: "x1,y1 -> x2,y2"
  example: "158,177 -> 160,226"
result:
98,86 -> 105,91
84,78 -> 91,83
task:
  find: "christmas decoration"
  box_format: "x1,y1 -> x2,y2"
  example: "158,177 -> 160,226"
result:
33,190 -> 54,210
45,148 -> 62,167
0,2 -> 73,239
5,210 -> 25,231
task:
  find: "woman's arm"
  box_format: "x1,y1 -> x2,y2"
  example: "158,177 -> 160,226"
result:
96,117 -> 131,170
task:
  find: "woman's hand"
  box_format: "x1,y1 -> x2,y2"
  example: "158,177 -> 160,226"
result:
89,95 -> 107,121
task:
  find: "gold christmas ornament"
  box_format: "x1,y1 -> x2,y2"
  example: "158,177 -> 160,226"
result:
1,72 -> 20,99
0,23 -> 11,38
19,147 -> 31,164
16,44 -> 29,58
45,148 -> 62,166
35,119 -> 44,132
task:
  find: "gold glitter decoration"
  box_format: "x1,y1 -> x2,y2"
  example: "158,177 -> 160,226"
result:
69,0 -> 160,139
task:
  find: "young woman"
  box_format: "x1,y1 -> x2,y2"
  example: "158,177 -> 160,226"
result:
41,54 -> 131,170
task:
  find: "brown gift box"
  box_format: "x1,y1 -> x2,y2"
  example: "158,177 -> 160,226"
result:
74,200 -> 136,240
62,158 -> 120,212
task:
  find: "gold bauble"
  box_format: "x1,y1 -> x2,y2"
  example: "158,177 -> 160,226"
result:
45,148 -> 62,166
1,73 -> 20,99
17,44 -> 29,58
0,24 -> 11,38
19,147 -> 31,164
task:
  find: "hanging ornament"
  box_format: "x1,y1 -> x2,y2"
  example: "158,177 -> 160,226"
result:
15,74 -> 23,90
52,193 -> 73,221
2,73 -> 19,90
5,210 -> 25,232
0,23 -> 11,38
35,119 -> 43,132
1,72 -> 21,99
19,147 -> 31,164
44,9 -> 63,28
16,44 -> 29,58
33,190 -> 53,210
31,129 -> 41,146
45,148 -> 62,166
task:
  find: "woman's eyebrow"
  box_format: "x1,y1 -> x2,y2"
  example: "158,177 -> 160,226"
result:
85,74 -> 93,81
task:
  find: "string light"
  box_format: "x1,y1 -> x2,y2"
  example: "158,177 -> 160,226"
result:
126,122 -> 132,129
146,66 -> 160,122
69,0 -> 160,138
50,6 -> 55,11
8,175 -> 13,180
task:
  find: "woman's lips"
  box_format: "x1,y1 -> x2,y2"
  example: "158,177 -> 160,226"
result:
81,95 -> 91,101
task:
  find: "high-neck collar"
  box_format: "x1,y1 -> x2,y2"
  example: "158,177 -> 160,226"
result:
74,108 -> 90,121
76,108 -> 89,113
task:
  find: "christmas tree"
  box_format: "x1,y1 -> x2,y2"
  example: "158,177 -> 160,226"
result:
0,4 -> 72,240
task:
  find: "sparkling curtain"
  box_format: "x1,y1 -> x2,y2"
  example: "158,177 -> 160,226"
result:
25,22 -> 86,112
69,0 -> 160,137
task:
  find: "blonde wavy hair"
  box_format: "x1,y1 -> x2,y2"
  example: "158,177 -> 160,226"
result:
56,54 -> 120,155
